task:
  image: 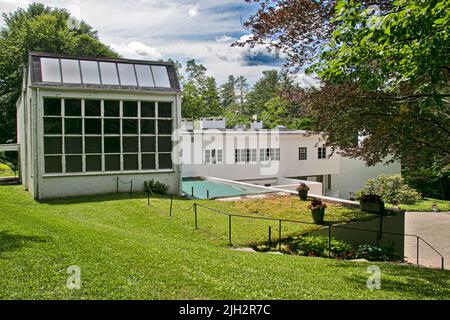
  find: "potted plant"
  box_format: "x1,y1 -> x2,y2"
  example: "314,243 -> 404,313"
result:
308,199 -> 327,224
359,194 -> 385,214
296,183 -> 310,201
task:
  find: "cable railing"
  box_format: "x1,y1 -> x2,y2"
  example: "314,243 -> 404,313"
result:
116,177 -> 133,199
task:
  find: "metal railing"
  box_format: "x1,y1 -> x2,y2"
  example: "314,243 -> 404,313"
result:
116,177 -> 133,199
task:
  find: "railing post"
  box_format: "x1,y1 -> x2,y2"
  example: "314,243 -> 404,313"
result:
170,194 -> 173,216
116,176 -> 119,193
328,226 -> 332,258
228,215 -> 232,246
191,186 -> 194,197
278,220 -> 282,251
147,190 -> 150,206
130,180 -> 133,199
268,226 -> 272,248
442,257 -> 445,270
207,189 -> 210,199
417,237 -> 420,265
194,203 -> 198,230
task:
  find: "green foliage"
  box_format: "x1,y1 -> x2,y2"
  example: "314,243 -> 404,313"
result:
357,174 -> 422,205
144,180 -> 169,195
356,244 -> 403,262
0,3 -> 117,145
0,162 -> 12,174
403,166 -> 450,200
287,236 -> 353,259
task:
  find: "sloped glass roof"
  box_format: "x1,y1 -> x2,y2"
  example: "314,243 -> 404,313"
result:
30,52 -> 179,91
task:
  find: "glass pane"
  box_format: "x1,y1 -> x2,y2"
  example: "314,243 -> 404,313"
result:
85,100 -> 101,116
99,62 -> 119,85
158,120 -> 172,134
105,155 -> 120,171
158,136 -> 172,152
85,137 -> 102,154
142,154 -> 155,170
85,119 -> 101,134
41,58 -> 61,82
44,137 -> 62,154
135,64 -> 154,87
65,137 -> 82,154
151,65 -> 170,88
80,60 -> 100,84
86,155 -> 102,172
104,100 -> 119,117
104,119 -> 120,134
61,59 -> 81,83
141,137 -> 156,152
44,98 -> 61,116
123,154 -> 138,171
65,99 -> 81,116
123,136 -> 138,153
118,63 -> 137,86
158,102 -> 172,118
65,118 -> 82,135
141,101 -> 155,117
141,120 -> 155,134
104,137 -> 120,153
44,118 -> 62,134
122,119 -> 138,134
158,153 -> 172,169
45,156 -> 62,173
66,155 -> 82,173
123,101 -> 138,117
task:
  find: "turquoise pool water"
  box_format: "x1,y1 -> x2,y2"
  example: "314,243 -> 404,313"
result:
182,178 -> 269,199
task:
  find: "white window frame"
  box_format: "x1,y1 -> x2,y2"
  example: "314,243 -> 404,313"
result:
260,148 -> 280,161
318,147 -> 327,159
299,147 -> 307,160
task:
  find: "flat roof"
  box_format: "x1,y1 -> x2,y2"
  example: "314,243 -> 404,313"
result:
28,52 -> 180,93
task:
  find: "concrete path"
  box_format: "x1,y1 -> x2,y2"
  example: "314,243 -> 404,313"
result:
404,212 -> 450,270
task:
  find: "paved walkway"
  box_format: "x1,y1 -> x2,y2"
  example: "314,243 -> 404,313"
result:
404,212 -> 450,270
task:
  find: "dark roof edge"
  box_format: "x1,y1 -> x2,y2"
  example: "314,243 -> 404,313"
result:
29,51 -> 176,66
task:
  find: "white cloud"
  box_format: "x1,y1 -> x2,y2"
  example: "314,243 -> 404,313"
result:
187,5 -> 199,18
111,41 -> 162,60
215,35 -> 234,43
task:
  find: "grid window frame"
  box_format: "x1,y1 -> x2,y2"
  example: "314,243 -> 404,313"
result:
298,147 -> 307,160
318,147 -> 327,160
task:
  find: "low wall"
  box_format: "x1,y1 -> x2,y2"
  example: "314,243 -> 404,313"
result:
276,177 -> 323,196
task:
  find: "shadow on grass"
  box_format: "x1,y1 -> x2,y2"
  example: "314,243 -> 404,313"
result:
0,230 -> 48,257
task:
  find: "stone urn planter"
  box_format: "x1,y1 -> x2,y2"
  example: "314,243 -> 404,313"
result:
359,194 -> 385,214
308,199 -> 327,224
296,183 -> 310,201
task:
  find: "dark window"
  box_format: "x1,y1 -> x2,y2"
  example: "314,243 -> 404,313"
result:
142,154 -> 155,170
123,101 -> 138,117
65,137 -> 82,154
85,137 -> 102,154
44,118 -> 62,134
104,100 -> 119,117
141,120 -> 155,134
158,136 -> 172,152
85,119 -> 101,134
85,99 -> 101,116
158,102 -> 172,118
141,137 -> 156,152
66,155 -> 82,173
86,155 -> 102,172
122,119 -> 138,134
104,137 -> 120,153
158,153 -> 172,169
64,99 -> 81,116
158,120 -> 172,134
65,118 -> 82,134
299,147 -> 307,160
141,101 -> 155,117
44,98 -> 61,116
105,155 -> 120,171
45,156 -> 62,173
123,154 -> 138,171
104,119 -> 120,134
44,137 -> 62,154
318,147 -> 327,159
123,136 -> 138,153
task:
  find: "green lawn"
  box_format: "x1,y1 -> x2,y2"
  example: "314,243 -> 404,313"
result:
388,198 -> 450,212
0,185 -> 449,300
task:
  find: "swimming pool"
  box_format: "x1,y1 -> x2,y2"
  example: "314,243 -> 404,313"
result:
182,178 -> 272,199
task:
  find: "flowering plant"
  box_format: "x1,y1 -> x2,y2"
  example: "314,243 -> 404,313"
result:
308,199 -> 327,210
296,183 -> 310,192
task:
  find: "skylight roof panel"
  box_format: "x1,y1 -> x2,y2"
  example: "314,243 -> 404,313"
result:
80,60 -> 100,84
99,62 -> 119,85
151,65 -> 171,88
61,59 -> 81,83
135,64 -> 155,87
41,58 -> 61,83
118,63 -> 137,86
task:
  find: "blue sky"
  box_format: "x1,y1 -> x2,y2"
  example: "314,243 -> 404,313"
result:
0,0 -> 316,85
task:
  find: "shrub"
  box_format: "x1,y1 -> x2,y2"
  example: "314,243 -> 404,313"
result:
356,244 -> 403,262
357,174 -> 421,204
144,180 -> 169,195
288,236 -> 354,259
307,199 -> 327,210
296,183 -> 310,192
360,194 -> 383,203
0,162 -> 12,174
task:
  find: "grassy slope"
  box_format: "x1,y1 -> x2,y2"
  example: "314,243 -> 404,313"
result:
389,198 -> 450,212
0,186 -> 449,300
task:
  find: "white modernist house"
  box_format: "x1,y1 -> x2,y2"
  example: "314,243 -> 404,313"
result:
180,119 -> 401,199
16,52 -> 182,200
